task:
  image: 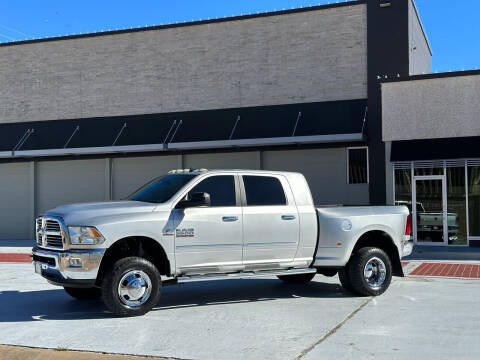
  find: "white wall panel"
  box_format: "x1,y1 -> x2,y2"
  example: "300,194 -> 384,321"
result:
0,162 -> 32,240
262,148 -> 369,205
184,152 -> 259,170
36,159 -> 107,215
112,155 -> 179,200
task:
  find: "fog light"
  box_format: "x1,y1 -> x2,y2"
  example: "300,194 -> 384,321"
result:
68,258 -> 83,268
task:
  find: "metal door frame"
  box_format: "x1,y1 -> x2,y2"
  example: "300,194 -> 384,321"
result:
412,175 -> 448,246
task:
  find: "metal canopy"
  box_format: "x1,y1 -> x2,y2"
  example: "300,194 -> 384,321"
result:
391,137 -> 480,162
0,99 -> 367,159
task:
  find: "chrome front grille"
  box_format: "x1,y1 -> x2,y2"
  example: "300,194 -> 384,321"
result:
36,218 -> 43,246
36,217 -> 65,250
46,234 -> 63,247
45,220 -> 61,232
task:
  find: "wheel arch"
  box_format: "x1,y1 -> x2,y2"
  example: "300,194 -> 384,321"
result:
351,230 -> 404,277
96,236 -> 171,286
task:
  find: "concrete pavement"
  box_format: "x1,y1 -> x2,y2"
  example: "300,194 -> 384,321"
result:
1,263 -> 479,360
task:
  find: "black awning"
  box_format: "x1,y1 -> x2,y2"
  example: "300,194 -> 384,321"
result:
391,137 -> 480,162
0,99 -> 366,157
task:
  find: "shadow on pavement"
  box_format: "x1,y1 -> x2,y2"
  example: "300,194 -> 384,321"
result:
0,278 -> 357,322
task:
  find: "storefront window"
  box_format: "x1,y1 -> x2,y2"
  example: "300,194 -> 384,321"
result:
468,166 -> 480,237
395,168 -> 412,211
348,148 -> 368,184
447,167 -> 467,245
414,168 -> 444,176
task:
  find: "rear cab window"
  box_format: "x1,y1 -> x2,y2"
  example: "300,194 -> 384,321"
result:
242,175 -> 287,206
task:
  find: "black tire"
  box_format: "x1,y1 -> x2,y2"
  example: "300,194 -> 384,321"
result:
101,257 -> 162,317
347,247 -> 392,296
278,273 -> 316,284
64,286 -> 101,300
338,265 -> 355,293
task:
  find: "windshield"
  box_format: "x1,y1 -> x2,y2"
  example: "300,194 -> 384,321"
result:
128,174 -> 198,204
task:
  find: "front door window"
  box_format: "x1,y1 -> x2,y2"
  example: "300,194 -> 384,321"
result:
468,166 -> 480,237
447,167 -> 467,245
414,178 -> 445,244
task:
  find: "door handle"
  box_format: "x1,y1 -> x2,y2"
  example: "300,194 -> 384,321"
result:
281,215 -> 296,221
222,216 -> 239,222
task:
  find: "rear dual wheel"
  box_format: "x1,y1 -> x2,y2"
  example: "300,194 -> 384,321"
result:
340,247 -> 392,296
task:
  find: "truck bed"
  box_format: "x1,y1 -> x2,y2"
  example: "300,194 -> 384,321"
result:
313,206 -> 409,267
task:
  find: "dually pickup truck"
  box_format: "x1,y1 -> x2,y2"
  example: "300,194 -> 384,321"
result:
32,169 -> 413,317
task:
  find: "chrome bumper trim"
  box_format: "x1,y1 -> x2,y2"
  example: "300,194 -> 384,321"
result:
32,247 -> 105,281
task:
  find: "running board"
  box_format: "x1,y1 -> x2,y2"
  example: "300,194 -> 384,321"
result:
177,268 -> 317,284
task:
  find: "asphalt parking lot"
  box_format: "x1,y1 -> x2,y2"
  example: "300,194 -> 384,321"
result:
1,263 -> 480,360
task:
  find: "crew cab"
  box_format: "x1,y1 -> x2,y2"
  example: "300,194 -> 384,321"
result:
32,169 -> 413,317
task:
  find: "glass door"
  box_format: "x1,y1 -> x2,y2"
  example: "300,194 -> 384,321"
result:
413,176 -> 447,245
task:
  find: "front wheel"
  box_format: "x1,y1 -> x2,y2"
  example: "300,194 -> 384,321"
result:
101,257 -> 162,317
64,286 -> 101,300
278,273 -> 316,284
347,247 -> 392,296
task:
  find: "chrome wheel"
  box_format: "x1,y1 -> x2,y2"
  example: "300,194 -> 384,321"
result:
363,257 -> 387,290
118,270 -> 152,307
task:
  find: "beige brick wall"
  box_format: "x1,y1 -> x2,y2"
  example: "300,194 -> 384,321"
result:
382,75 -> 480,142
0,4 -> 367,124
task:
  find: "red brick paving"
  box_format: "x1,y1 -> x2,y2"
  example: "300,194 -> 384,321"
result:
410,262 -> 480,278
0,253 -> 31,263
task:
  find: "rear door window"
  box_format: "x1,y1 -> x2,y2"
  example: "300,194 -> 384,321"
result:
242,176 -> 287,206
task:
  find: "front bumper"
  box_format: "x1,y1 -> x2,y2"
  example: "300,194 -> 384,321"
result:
32,246 -> 105,288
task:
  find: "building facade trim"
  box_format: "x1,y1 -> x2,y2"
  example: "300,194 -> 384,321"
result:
0,133 -> 365,160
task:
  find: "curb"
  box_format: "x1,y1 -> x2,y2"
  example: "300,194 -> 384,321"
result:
0,253 -> 31,263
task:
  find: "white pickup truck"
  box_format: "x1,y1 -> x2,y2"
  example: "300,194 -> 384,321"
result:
32,169 -> 413,317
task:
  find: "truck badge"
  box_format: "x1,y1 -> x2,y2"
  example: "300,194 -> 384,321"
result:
175,228 -> 195,238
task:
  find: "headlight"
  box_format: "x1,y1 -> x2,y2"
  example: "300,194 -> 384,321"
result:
68,226 -> 105,245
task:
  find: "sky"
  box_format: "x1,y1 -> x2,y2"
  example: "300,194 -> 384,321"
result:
0,0 -> 479,73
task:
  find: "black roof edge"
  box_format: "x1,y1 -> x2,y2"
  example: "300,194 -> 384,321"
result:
0,0 -> 366,48
0,98 -> 368,127
0,140 -> 367,165
380,69 -> 480,84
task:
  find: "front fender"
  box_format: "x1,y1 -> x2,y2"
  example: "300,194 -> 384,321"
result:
95,210 -> 175,260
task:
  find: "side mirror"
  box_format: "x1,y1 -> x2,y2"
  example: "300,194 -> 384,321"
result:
177,192 -> 211,209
